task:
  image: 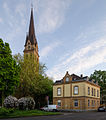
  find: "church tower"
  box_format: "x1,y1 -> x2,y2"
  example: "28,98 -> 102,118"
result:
24,8 -> 39,64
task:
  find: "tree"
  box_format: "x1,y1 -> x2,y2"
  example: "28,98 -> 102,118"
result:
14,53 -> 53,108
90,70 -> 106,104
0,38 -> 20,106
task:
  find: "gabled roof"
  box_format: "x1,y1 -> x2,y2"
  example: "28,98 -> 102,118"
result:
54,72 -> 99,86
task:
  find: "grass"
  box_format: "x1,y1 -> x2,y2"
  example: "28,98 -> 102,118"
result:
0,109 -> 61,119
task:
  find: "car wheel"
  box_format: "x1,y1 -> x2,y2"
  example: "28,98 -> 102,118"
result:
53,109 -> 57,112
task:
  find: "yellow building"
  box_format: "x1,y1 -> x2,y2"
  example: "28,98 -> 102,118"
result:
53,71 -> 100,111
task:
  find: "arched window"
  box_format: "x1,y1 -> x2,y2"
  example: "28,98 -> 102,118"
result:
57,88 -> 61,96
97,90 -> 99,97
92,88 -> 93,96
88,87 -> 90,95
66,77 -> 69,82
74,86 -> 79,95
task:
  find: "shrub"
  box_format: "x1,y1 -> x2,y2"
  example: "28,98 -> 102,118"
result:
0,107 -> 14,116
3,95 -> 18,109
18,97 -> 35,110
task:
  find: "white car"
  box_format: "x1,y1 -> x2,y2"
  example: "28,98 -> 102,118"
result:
41,105 -> 58,112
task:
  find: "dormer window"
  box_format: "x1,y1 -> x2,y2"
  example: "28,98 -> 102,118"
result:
66,77 -> 69,82
73,77 -> 76,80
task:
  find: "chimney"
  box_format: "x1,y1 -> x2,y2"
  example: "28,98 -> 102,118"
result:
86,76 -> 89,81
80,74 -> 83,78
66,71 -> 69,75
92,79 -> 95,83
96,81 -> 98,85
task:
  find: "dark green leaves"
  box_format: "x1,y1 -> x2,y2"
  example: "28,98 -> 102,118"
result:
0,38 -> 20,105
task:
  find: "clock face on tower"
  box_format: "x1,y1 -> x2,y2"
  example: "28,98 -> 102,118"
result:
66,77 -> 69,82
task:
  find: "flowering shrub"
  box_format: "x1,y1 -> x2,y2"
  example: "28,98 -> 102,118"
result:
18,97 -> 35,110
3,96 -> 18,109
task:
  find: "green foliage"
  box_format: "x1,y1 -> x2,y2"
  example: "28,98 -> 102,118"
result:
0,107 -> 14,116
0,109 -> 60,119
90,70 -> 106,104
0,38 -> 20,105
39,63 -> 47,76
90,70 -> 106,89
14,53 -> 53,108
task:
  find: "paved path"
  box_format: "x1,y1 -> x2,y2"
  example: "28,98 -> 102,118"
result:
1,112 -> 106,120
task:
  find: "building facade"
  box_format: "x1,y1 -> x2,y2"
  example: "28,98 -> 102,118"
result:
23,8 -> 39,64
53,71 -> 100,111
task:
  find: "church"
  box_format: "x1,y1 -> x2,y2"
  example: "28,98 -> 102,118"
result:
23,8 -> 39,65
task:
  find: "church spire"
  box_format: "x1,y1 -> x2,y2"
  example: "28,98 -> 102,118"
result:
25,7 -> 37,46
29,8 -> 35,38
24,7 -> 39,64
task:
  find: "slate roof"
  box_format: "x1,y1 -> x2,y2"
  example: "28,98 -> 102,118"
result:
54,73 -> 98,86
25,8 -> 37,47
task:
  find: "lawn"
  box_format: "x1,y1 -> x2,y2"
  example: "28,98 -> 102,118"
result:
0,109 -> 61,119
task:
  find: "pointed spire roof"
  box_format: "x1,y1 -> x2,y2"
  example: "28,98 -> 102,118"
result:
25,8 -> 37,46
29,8 -> 35,37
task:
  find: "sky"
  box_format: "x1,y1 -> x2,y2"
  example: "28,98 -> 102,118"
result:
0,0 -> 106,81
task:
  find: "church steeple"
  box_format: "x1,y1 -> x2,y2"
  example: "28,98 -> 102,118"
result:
25,8 -> 37,47
29,8 -> 35,36
24,8 -> 39,64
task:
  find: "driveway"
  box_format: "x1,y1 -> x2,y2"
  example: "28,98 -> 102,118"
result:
1,111 -> 106,120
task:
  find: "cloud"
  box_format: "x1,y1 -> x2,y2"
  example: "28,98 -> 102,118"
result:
75,32 -> 87,42
40,41 -> 61,58
15,3 -> 27,27
36,0 -> 72,34
3,2 -> 9,12
47,37 -> 106,80
15,3 -> 26,18
0,18 -> 3,23
32,0 -> 40,13
1,1 -> 28,55
3,2 -> 14,28
69,47 -> 106,73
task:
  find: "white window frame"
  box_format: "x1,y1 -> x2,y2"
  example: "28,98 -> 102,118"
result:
57,100 -> 61,107
74,100 -> 78,107
74,86 -> 79,95
92,88 -> 93,96
88,99 -> 90,107
57,88 -> 61,96
94,89 -> 96,96
88,87 -> 90,95
97,90 -> 99,97
66,77 -> 69,82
